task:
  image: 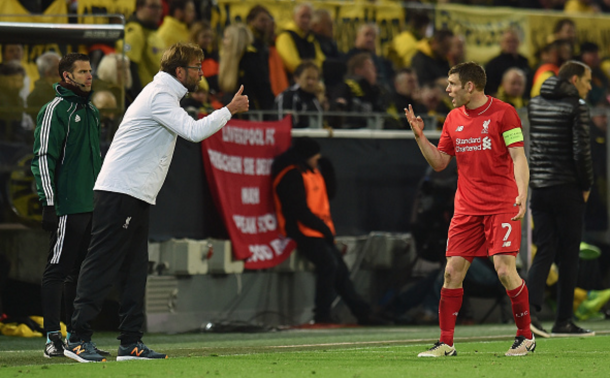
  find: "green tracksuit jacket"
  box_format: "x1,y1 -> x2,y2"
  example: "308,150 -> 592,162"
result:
31,84 -> 102,216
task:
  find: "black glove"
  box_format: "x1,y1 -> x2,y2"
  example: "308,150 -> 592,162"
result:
42,206 -> 58,232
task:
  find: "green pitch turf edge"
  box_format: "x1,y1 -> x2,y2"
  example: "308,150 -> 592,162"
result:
1,322 -> 609,377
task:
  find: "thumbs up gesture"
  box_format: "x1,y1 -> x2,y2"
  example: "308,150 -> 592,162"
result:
227,85 -> 249,115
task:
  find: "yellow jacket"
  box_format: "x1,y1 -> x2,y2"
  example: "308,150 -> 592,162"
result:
117,19 -> 165,88
275,22 -> 325,73
391,31 -> 419,68
158,15 -> 190,48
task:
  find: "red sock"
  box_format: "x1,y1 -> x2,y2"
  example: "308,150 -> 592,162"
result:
439,287 -> 463,346
506,279 -> 533,339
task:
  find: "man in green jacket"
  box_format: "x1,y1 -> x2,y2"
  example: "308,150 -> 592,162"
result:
31,53 -> 107,359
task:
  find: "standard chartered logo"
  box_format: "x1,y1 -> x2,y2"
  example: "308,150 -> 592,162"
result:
455,136 -> 492,153
482,136 -> 492,150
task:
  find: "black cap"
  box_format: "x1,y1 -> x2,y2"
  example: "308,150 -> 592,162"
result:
293,137 -> 321,160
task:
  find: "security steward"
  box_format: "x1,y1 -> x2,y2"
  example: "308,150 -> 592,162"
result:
272,137 -> 379,325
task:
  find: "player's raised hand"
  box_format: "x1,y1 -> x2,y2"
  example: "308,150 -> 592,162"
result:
405,104 -> 424,138
511,195 -> 526,221
227,85 -> 249,115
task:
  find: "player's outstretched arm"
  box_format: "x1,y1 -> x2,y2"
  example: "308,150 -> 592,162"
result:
509,146 -> 529,221
404,105 -> 451,171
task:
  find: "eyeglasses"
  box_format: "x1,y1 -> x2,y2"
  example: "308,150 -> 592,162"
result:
184,66 -> 203,73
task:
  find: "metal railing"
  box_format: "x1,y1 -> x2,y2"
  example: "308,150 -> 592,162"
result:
237,110 -> 439,132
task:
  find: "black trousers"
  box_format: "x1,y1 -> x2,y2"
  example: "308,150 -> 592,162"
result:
41,212 -> 92,335
296,237 -> 371,322
71,191 -> 149,344
528,184 -> 585,324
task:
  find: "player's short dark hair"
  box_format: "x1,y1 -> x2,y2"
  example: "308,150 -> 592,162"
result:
558,60 -> 591,81
448,61 -> 486,91
58,53 -> 90,79
347,52 -> 372,76
160,42 -> 204,77
246,5 -> 272,24
294,60 -> 319,78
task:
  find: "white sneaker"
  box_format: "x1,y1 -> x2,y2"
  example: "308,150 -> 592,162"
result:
505,335 -> 536,356
417,341 -> 457,357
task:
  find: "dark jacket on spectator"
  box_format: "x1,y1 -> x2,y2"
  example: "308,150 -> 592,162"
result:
275,84 -> 323,128
329,76 -> 390,128
315,34 -> 341,60
239,43 -> 276,110
528,76 -> 594,190
484,52 -> 532,97
345,47 -> 394,90
585,119 -> 608,231
392,92 -> 427,129
410,42 -> 450,86
316,34 -> 345,88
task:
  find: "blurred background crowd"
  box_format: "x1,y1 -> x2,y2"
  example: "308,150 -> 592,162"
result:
2,0 -> 610,139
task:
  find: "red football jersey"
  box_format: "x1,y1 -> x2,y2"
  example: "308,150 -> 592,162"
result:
437,96 -> 524,215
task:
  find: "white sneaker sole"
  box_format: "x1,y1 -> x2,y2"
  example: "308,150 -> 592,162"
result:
505,352 -> 530,357
63,349 -> 105,363
116,355 -> 164,361
417,350 -> 457,357
505,346 -> 535,357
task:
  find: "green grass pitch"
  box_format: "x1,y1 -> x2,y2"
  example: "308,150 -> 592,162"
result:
1,321 -> 609,377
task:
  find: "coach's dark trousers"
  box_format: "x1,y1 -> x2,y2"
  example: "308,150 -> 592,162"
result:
71,191 -> 149,344
41,213 -> 92,335
528,184 -> 585,325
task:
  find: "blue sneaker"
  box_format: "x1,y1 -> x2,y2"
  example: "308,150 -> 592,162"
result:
117,341 -> 168,361
64,340 -> 106,363
65,336 -> 110,356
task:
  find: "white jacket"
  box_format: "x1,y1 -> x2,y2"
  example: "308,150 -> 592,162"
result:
95,71 -> 232,204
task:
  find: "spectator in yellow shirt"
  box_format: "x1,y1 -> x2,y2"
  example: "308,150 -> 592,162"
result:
276,3 -> 325,74
117,0 -> 166,97
389,10 -> 431,69
565,0 -> 599,13
158,0 -> 196,48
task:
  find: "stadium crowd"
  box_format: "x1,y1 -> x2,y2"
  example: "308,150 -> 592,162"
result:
2,0 -> 610,135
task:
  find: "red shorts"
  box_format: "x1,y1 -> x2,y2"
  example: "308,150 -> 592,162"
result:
446,213 -> 521,262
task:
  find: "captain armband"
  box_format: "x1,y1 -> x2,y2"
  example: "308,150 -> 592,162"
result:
503,128 -> 524,146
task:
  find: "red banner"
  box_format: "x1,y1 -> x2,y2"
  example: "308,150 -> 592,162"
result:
201,117 -> 297,269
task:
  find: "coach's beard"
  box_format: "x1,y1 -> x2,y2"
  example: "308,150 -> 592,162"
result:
186,77 -> 199,93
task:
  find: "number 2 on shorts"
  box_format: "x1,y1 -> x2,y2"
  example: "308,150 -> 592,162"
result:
501,222 -> 512,241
